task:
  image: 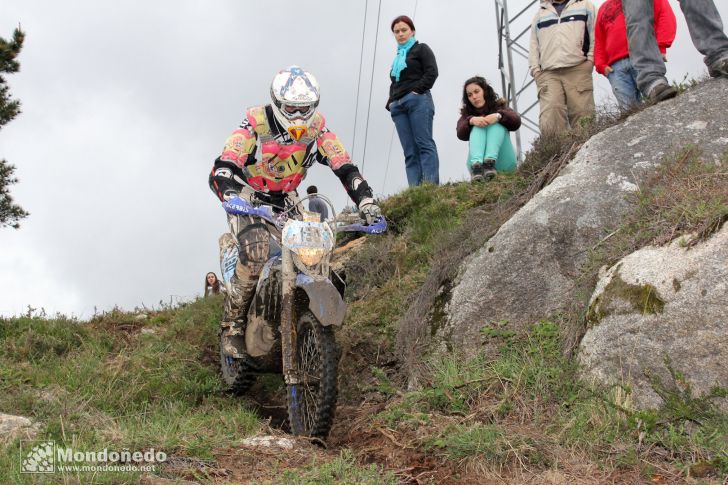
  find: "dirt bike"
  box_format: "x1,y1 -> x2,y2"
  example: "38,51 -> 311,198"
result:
218,193 -> 386,438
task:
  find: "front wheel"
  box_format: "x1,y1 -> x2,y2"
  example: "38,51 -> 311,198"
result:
286,311 -> 338,438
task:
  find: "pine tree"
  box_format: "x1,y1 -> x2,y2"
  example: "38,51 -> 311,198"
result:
0,27 -> 28,229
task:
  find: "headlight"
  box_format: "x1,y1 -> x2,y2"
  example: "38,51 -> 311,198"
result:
295,247 -> 326,267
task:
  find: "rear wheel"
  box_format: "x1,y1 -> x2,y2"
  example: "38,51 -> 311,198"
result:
219,329 -> 257,395
286,311 -> 338,438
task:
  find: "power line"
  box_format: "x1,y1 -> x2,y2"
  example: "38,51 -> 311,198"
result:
494,0 -> 541,161
382,127 -> 397,194
359,0 -> 383,175
350,0 -> 369,160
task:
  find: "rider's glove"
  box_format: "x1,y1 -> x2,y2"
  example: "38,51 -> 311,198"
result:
358,198 -> 382,225
223,196 -> 252,215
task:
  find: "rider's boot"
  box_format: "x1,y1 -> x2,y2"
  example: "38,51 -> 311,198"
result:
220,275 -> 257,357
219,232 -> 255,358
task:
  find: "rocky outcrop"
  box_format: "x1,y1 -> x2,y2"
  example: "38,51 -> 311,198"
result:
578,226 -> 728,410
438,78 -> 728,355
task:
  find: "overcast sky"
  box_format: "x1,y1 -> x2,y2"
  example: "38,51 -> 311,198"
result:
1,0 -> 726,318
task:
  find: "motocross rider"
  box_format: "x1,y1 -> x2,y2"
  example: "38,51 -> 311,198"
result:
209,66 -> 381,355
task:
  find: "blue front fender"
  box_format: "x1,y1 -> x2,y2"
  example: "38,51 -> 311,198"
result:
295,274 -> 346,327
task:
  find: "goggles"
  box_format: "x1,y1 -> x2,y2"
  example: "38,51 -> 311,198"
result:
283,104 -> 313,116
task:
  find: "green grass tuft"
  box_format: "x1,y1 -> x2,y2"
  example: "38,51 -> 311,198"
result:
272,449 -> 398,485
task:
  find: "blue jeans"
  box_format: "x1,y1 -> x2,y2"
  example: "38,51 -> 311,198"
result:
623,0 -> 728,94
389,91 -> 440,186
606,57 -> 641,110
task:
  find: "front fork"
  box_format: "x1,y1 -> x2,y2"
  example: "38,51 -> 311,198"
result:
280,246 -> 299,385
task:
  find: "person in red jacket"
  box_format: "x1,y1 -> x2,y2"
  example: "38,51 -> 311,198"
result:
594,0 -> 676,109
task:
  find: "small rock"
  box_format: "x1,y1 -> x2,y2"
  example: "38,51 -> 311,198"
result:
134,314 -> 149,321
0,413 -> 32,433
141,328 -> 156,335
0,413 -> 38,444
241,435 -> 295,449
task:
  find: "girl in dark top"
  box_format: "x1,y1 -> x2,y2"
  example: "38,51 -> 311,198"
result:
456,76 -> 521,182
386,15 -> 440,187
204,272 -> 222,297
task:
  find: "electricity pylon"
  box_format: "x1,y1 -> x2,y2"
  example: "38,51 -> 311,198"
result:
494,0 -> 540,160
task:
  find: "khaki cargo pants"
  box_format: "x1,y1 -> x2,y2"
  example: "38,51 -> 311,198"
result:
535,60 -> 595,135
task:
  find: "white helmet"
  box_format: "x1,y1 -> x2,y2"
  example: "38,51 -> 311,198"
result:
270,66 -> 320,140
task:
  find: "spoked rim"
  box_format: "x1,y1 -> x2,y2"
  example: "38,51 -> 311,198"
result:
287,311 -> 337,437
296,321 -> 323,433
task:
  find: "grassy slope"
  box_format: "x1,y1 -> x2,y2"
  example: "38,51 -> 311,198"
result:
0,297 -> 261,483
2,129 -> 727,484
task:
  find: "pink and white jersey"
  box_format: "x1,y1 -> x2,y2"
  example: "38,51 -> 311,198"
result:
218,105 -> 352,193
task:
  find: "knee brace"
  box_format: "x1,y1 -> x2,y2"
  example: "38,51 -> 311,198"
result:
235,222 -> 270,277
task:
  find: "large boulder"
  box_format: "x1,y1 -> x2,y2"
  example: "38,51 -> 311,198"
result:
578,225 -> 728,410
436,78 -> 728,355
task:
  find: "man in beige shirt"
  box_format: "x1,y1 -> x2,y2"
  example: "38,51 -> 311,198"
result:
530,0 -> 597,134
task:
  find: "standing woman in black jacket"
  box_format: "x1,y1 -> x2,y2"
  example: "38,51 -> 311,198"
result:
386,15 -> 440,187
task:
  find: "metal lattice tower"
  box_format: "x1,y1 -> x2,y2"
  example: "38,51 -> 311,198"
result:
494,0 -> 540,160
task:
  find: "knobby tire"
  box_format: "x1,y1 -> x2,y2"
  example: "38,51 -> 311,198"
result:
287,311 -> 338,438
219,329 -> 258,395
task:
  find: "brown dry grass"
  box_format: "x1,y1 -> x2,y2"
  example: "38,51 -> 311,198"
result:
317,395 -> 693,485
635,146 -> 728,247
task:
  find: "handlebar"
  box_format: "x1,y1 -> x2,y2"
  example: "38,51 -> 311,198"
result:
222,194 -> 387,234
336,216 -> 387,234
222,198 -> 275,223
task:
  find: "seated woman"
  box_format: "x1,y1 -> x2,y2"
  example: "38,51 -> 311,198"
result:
456,76 -> 521,182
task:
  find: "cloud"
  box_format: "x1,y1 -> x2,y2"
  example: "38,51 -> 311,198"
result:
0,237 -> 83,317
1,0 -> 725,316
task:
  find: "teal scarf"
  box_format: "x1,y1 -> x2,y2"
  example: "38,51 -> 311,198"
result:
391,37 -> 416,82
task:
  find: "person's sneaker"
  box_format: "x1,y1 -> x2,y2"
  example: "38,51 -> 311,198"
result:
708,57 -> 728,78
647,82 -> 678,103
471,162 -> 484,182
482,159 -> 497,181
